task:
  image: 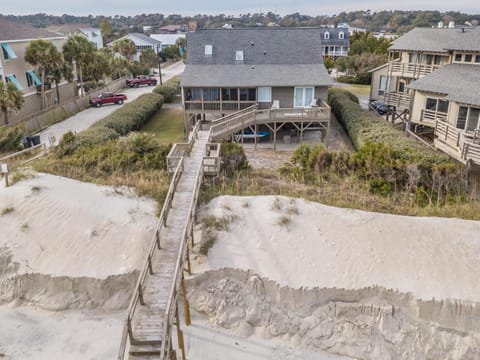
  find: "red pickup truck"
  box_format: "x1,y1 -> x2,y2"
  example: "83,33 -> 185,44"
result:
89,92 -> 127,107
126,75 -> 158,88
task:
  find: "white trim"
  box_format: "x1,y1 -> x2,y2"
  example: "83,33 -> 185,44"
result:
257,86 -> 272,102
294,86 -> 315,108
2,37 -> 65,43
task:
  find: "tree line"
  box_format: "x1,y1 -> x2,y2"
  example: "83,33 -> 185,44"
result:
2,10 -> 479,34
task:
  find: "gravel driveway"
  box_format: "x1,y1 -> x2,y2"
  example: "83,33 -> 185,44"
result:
39,61 -> 185,145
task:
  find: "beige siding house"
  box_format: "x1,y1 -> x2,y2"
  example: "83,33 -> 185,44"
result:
370,26 -> 480,165
0,18 -> 77,124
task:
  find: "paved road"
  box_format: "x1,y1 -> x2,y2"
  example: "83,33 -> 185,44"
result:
39,61 -> 185,145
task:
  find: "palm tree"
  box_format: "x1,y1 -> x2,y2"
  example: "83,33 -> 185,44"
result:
25,39 -> 59,110
63,35 -> 95,97
48,61 -> 73,104
0,81 -> 24,125
112,38 -> 137,60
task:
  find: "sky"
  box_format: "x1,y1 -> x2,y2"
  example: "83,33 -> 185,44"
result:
1,0 -> 479,17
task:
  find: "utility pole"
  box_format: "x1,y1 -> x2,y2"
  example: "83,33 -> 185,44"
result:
158,55 -> 163,85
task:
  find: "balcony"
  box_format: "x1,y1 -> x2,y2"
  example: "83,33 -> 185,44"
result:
418,109 -> 448,127
384,92 -> 411,109
390,62 -> 440,78
434,121 -> 480,165
184,100 -> 257,112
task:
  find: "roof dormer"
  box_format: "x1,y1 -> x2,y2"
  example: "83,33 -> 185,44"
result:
204,44 -> 213,56
235,50 -> 244,63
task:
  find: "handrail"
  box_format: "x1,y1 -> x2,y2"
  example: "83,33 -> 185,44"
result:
118,156 -> 184,359
119,112 -> 202,359
0,143 -> 46,163
209,104 -> 258,124
160,154 -> 205,358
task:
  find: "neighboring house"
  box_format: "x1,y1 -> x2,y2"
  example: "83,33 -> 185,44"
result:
77,28 -> 103,49
156,24 -> 188,34
369,26 -> 480,165
47,24 -> 103,48
0,18 -> 77,124
107,33 -> 162,61
181,28 -> 332,140
319,27 -> 349,57
150,33 -> 186,54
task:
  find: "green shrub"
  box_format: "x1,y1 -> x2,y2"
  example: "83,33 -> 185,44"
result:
220,142 -> 249,175
0,123 -> 25,152
153,77 -> 180,103
127,61 -> 150,77
368,177 -> 393,197
328,88 -> 453,164
75,126 -> 119,147
93,93 -> 164,136
280,88 -> 470,205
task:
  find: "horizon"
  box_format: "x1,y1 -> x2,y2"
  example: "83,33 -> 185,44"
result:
1,0 -> 479,17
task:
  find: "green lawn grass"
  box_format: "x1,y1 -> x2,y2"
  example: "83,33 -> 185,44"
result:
340,84 -> 371,97
141,105 -> 184,144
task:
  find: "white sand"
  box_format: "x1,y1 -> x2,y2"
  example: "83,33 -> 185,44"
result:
0,173 -> 158,358
0,305 -> 123,360
184,317 -> 352,360
0,173 -> 157,278
197,195 -> 480,302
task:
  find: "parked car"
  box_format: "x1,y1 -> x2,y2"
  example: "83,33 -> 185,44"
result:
126,75 -> 157,88
89,92 -> 127,107
369,100 -> 390,115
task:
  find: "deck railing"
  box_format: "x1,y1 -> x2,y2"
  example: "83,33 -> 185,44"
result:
117,156 -> 184,359
434,121 -> 480,165
420,109 -> 447,126
390,61 -> 440,78
184,100 -> 256,112
160,153 -> 204,358
384,92 -> 411,109
0,143 -> 47,167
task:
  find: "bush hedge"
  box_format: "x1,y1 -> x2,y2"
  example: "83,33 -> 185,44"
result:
282,88 -> 469,204
0,123 -> 25,152
93,93 -> 164,136
328,88 -> 453,165
153,77 -> 180,103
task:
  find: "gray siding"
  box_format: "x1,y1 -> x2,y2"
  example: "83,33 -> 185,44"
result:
272,87 -> 294,108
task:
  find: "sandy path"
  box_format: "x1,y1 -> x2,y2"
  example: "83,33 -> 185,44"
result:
39,61 -> 185,145
197,195 -> 480,302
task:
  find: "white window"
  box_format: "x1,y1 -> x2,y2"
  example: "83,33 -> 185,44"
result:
235,50 -> 244,62
378,75 -> 387,96
294,87 -> 315,108
339,31 -> 345,39
257,87 -> 272,102
324,32 -> 330,40
204,45 -> 213,56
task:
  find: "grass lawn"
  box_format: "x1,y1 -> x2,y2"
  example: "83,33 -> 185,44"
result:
339,84 -> 371,97
141,105 -> 184,144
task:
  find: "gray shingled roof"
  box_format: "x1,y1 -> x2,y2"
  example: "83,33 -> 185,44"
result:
319,28 -> 350,46
0,18 -> 63,41
186,28 -> 324,65
182,28 -> 333,88
180,64 -> 332,87
390,27 -> 480,52
108,33 -> 161,46
408,64 -> 480,106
